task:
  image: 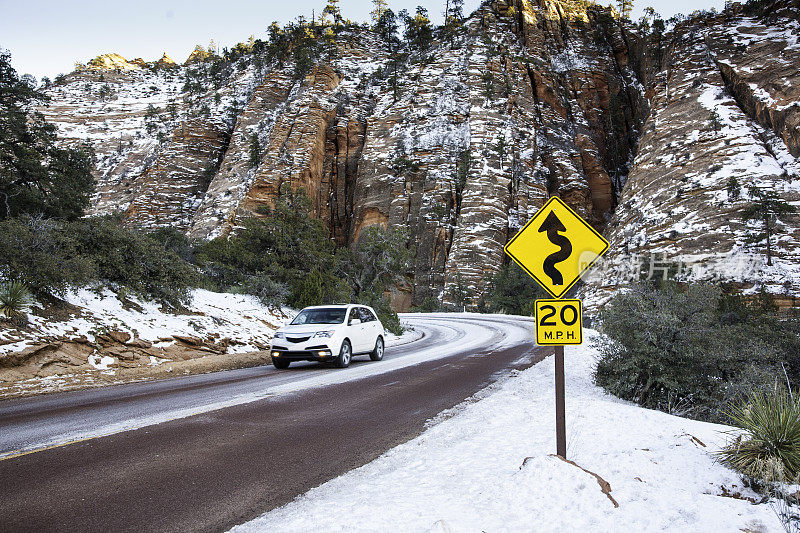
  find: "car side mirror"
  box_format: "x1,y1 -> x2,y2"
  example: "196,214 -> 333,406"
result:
350,318 -> 361,325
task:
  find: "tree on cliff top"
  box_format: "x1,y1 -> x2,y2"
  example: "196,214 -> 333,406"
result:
0,51 -> 95,221
371,0 -> 389,25
403,6 -> 434,54
323,0 -> 343,27
441,0 -> 465,44
375,8 -> 399,50
617,0 -> 633,20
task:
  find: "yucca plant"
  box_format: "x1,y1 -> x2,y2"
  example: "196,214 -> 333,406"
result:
717,387 -> 800,482
0,281 -> 33,318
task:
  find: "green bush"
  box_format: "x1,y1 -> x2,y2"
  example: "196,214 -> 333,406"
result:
69,216 -> 199,306
717,387 -> 800,483
0,51 -> 95,221
195,185 -> 350,309
594,282 -> 798,421
355,287 -> 403,336
414,296 -> 444,313
238,273 -> 288,308
0,216 -> 198,306
0,216 -> 95,295
342,225 -> 411,335
147,227 -> 197,264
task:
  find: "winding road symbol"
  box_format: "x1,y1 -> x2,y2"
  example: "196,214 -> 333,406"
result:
538,211 -> 572,286
503,196 -> 609,299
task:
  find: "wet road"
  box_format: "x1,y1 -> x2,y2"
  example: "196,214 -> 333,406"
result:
0,314 -> 544,532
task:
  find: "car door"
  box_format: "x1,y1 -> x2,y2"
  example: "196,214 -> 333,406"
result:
360,307 -> 379,348
347,308 -> 367,353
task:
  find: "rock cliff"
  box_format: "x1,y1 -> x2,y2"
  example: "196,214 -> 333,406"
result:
39,0 -> 800,310
583,0 -> 800,309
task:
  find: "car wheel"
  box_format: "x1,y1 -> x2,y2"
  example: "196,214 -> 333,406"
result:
370,336 -> 384,361
335,339 -> 352,368
272,357 -> 290,369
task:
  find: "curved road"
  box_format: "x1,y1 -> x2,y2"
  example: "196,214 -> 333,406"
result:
0,314 -> 544,532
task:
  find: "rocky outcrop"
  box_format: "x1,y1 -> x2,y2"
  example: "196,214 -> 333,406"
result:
188,64 -> 297,238
122,119 -> 230,230
87,53 -> 142,71
0,331 -> 266,399
39,0 -> 800,310
40,55 -> 257,231
156,53 -> 178,69
185,46 -> 212,65
583,1 -> 800,308
709,2 -> 800,157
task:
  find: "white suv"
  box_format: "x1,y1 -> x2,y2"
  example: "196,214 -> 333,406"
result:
270,304 -> 385,369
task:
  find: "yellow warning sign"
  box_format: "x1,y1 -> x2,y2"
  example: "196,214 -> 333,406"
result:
535,299 -> 582,345
504,197 -> 609,299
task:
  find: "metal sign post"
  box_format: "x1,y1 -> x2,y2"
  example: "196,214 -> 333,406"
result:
554,345 -> 566,458
503,197 -> 609,459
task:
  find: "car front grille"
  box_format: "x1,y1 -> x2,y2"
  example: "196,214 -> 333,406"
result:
287,336 -> 311,343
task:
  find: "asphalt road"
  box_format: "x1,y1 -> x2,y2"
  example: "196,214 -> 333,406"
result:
0,314 -> 544,532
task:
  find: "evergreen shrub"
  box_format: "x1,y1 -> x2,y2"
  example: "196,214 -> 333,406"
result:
594,282 -> 800,421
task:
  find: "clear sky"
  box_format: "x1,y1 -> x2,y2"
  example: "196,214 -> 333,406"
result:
1,0 -> 723,80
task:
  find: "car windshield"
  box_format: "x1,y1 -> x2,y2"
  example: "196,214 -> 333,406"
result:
291,308 -> 347,325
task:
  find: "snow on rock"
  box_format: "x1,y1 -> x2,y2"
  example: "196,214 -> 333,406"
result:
38,0 -> 650,311
87,354 -> 114,370
36,0 -> 800,311
231,330 -> 781,533
584,3 -> 800,311
0,288 -> 287,357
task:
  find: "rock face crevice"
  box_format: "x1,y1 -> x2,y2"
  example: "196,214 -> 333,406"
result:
38,0 -> 800,309
716,60 -> 800,158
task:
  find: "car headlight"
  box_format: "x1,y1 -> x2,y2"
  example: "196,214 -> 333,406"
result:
274,332 -> 285,339
313,330 -> 334,338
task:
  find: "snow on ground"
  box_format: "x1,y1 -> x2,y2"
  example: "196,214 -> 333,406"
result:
0,288 -> 288,356
232,330 -> 781,533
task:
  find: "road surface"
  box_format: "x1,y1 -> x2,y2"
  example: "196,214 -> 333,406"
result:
0,314 -> 544,532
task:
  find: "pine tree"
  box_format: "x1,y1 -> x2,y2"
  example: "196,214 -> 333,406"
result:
323,0 -> 342,27
144,104 -> 160,134
741,185 -> 796,266
248,133 -> 261,168
388,49 -> 407,102
405,6 -> 434,54
371,0 -> 389,25
449,272 -> 474,310
726,177 -> 741,201
323,26 -> 337,59
375,8 -> 399,51
494,135 -> 507,169
708,107 -> 722,133
442,0 -> 465,43
617,0 -> 633,20
0,51 -> 95,220
98,84 -> 112,102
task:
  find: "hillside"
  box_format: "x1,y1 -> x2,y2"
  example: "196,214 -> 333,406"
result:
38,0 -> 800,310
